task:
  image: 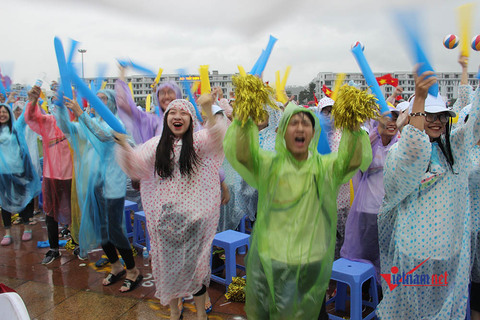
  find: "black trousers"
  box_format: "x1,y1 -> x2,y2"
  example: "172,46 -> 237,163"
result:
1,200 -> 34,229
102,241 -> 135,270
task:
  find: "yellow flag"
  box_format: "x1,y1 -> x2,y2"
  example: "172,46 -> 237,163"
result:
146,94 -> 151,112
100,81 -> 107,90
199,65 -> 211,94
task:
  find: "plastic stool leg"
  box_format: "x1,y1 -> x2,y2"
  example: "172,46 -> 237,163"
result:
225,245 -> 236,286
350,283 -> 362,320
335,282 -> 347,312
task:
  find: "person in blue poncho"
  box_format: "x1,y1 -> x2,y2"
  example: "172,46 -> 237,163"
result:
0,103 -> 41,245
60,90 -> 142,293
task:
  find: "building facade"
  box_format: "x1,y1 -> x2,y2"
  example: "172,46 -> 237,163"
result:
90,70 -> 236,104
312,71 -> 479,103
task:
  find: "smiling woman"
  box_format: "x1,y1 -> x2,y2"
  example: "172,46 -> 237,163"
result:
115,95 -> 227,320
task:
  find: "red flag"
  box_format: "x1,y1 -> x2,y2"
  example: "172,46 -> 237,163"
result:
313,92 -> 318,105
322,85 -> 332,98
376,74 -> 399,87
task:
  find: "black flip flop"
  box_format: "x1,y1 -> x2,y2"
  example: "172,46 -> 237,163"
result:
120,274 -> 143,292
103,270 -> 126,286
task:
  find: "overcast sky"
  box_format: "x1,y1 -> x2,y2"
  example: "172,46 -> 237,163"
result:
2,0 -> 478,87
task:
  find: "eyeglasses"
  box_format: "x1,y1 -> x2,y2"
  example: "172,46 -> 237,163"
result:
425,113 -> 450,124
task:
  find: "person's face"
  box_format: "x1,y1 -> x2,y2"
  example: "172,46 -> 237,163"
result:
424,112 -> 449,140
0,106 -> 10,124
167,107 -> 191,138
321,106 -> 332,117
158,87 -> 177,111
284,112 -> 314,161
378,112 -> 399,138
97,93 -> 108,105
0,94 -> 5,103
13,108 -> 22,120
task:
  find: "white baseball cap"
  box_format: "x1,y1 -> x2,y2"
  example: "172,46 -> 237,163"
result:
409,94 -> 456,117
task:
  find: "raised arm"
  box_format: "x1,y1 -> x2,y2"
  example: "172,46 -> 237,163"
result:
114,133 -> 158,181
24,86 -> 55,135
452,55 -> 474,118
195,94 -> 228,159
332,128 -> 372,185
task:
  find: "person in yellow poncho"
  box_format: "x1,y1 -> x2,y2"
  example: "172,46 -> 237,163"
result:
223,102 -> 372,319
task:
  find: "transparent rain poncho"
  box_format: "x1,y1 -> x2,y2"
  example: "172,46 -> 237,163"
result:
54,90 -> 128,255
377,88 -> 480,319
0,104 -> 41,212
469,146 -> 480,284
116,99 -> 227,305
223,102 -> 372,319
115,79 -> 163,144
24,100 -> 73,224
341,124 -> 398,282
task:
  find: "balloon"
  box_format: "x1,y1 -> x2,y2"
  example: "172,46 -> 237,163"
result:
443,34 -> 459,49
471,35 -> 480,51
151,68 -> 163,88
54,37 -> 74,100
458,3 -> 474,57
316,114 -> 332,155
396,11 -> 439,96
250,35 -> 278,76
351,41 -> 365,51
199,65 -> 211,94
146,94 -> 151,113
69,67 -> 126,134
117,59 -> 155,77
351,45 -> 390,115
178,69 -> 203,123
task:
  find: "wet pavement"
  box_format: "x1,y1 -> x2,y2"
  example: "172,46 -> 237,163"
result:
0,216 -> 247,319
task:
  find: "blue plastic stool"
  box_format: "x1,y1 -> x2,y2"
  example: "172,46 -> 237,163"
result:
132,211 -> 150,251
326,258 -> 379,320
210,230 -> 250,288
237,215 -> 252,254
124,200 -> 138,238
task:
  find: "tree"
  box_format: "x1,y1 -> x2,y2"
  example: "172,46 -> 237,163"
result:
298,82 -> 316,104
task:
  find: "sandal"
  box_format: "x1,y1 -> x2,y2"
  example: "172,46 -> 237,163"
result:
22,231 -> 32,241
1,236 -> 12,246
103,270 -> 126,286
205,294 -> 212,313
120,274 -> 143,292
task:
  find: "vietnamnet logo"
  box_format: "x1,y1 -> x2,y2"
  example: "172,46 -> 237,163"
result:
380,257 -> 448,291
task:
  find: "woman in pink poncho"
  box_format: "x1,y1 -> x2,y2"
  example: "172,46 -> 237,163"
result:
115,95 -> 226,320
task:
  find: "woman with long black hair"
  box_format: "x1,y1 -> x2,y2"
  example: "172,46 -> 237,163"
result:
115,95 -> 226,320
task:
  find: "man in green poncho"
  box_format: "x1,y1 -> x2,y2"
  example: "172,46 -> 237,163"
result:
223,102 -> 372,319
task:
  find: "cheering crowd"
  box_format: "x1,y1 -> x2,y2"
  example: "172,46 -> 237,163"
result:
0,49 -> 479,319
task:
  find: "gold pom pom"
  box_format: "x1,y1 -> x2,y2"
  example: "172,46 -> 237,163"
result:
65,239 -> 76,251
232,74 -> 277,126
225,277 -> 246,302
331,85 -> 379,130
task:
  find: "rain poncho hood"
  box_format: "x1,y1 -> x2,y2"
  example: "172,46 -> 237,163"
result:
0,103 -> 41,212
224,102 -> 372,319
